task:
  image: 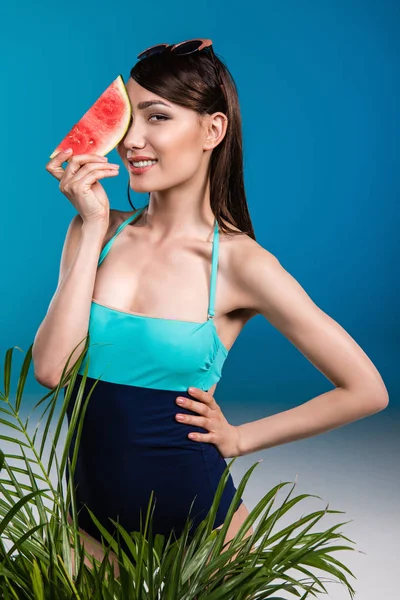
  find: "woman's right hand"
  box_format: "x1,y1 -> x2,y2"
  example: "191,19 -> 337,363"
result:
46,149 -> 120,224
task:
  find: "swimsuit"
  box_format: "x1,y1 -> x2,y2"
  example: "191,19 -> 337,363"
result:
65,204 -> 242,550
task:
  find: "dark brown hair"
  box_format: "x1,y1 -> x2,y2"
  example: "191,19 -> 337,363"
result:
127,47 -> 256,240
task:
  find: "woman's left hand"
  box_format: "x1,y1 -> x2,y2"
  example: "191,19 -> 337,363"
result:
175,387 -> 241,458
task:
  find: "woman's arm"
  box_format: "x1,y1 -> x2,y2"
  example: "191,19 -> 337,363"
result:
32,215 -> 110,388
231,242 -> 389,457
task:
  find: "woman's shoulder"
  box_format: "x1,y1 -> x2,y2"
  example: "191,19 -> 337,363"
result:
219,215 -> 282,310
112,206 -> 147,229
218,217 -> 279,321
96,208 -> 136,250
218,215 -> 266,260
219,214 -> 275,259
110,207 -> 139,224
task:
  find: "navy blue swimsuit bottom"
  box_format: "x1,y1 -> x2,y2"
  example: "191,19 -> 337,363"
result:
65,204 -> 243,554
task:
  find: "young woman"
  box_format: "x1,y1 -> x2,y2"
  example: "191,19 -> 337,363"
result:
34,39 -> 388,576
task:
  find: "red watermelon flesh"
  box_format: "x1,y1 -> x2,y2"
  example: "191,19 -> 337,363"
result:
49,75 -> 131,159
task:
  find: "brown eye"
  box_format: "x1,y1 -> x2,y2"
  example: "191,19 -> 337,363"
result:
149,115 -> 169,122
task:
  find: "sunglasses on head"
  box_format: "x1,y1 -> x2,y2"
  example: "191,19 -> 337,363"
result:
137,38 -> 224,90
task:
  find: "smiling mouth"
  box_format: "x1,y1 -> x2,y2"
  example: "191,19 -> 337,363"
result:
129,161 -> 158,173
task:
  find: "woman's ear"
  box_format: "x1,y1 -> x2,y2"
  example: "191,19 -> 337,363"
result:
203,112 -> 228,151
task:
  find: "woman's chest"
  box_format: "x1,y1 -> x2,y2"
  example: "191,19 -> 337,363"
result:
92,218 -> 257,355
93,234 -> 215,322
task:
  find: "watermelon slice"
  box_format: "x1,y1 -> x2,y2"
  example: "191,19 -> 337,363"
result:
49,75 -> 131,159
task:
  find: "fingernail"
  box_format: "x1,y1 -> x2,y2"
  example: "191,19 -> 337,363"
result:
64,148 -> 72,153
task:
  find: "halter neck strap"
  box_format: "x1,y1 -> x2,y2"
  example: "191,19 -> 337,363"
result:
208,219 -> 219,320
98,205 -> 147,266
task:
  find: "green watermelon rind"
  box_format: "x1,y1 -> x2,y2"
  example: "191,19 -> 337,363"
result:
49,74 -> 132,160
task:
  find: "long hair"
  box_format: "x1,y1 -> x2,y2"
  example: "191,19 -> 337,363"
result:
127,47 -> 256,240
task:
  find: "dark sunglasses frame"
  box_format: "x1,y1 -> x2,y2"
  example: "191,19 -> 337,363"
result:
137,38 -> 224,90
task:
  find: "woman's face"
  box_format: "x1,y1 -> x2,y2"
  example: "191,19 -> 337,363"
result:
117,78 -> 212,194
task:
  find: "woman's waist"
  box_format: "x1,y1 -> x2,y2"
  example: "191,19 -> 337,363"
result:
65,375 -> 220,451
72,411 -> 213,452
66,375 -> 207,426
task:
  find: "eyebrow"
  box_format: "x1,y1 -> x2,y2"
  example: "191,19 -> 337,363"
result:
133,100 -> 173,111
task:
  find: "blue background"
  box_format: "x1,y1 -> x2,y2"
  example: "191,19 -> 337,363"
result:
1,1 -> 398,597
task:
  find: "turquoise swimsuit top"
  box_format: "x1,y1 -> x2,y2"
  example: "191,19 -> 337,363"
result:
78,204 -> 229,391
